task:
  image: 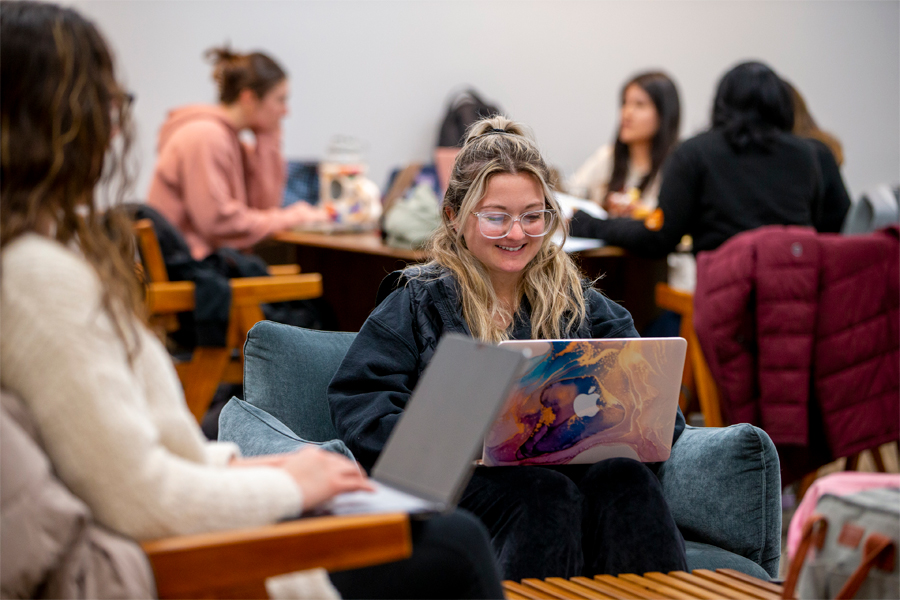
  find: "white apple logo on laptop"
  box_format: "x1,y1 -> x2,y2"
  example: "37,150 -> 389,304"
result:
573,385 -> 602,418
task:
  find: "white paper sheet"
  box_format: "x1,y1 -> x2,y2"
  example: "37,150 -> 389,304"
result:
554,192 -> 608,220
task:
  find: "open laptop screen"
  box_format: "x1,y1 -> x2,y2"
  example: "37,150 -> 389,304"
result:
483,338 -> 686,466
372,334 -> 526,506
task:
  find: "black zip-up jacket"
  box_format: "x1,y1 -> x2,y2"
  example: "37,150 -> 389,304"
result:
570,130 -> 850,257
328,268 -> 685,470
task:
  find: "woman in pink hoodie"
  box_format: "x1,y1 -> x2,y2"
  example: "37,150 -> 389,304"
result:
148,47 -> 327,260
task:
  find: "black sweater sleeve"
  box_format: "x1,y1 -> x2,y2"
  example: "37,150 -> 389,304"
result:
809,139 -> 851,233
569,145 -> 700,258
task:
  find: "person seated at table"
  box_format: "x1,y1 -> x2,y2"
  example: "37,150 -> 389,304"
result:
147,45 -> 327,261
0,4 -> 503,598
328,115 -> 688,581
569,61 -> 851,256
785,80 -> 845,168
783,79 -> 851,233
568,71 -> 680,219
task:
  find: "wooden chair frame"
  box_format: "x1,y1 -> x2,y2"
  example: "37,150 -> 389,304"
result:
134,219 -> 323,421
655,282 -> 890,496
143,513 -> 412,599
654,283 -> 723,427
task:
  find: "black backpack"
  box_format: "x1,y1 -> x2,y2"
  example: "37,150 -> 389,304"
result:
437,88 -> 502,147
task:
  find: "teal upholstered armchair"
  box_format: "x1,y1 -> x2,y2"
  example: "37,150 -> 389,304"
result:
219,321 -> 782,580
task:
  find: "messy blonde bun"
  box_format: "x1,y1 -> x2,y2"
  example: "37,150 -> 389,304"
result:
423,116 -> 587,343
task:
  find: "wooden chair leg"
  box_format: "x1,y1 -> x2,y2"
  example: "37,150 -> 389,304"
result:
871,447 -> 888,473
179,347 -> 231,423
796,470 -> 820,502
689,332 -> 724,427
677,344 -> 695,415
676,312 -> 696,414
653,283 -> 724,427
235,305 -> 266,356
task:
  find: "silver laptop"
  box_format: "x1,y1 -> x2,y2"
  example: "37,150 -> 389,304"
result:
483,338 -> 687,466
320,334 -> 527,515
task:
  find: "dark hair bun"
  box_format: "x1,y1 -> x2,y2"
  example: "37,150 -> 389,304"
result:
204,45 -> 286,104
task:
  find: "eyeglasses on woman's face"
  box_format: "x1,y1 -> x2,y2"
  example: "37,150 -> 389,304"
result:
110,89 -> 135,133
470,209 -> 556,239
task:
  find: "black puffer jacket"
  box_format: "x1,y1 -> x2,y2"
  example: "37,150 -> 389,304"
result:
328,268 -> 684,469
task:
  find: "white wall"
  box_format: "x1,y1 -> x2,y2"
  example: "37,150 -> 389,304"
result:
70,0 -> 899,201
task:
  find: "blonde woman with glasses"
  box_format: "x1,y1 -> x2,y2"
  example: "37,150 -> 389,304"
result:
328,116 -> 688,581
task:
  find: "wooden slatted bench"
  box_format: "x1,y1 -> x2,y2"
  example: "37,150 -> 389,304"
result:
503,568 -> 784,600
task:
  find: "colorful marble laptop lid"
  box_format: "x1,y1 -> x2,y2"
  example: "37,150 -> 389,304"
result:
483,338 -> 687,466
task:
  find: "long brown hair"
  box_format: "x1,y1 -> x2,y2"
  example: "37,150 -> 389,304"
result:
206,46 -> 287,104
608,71 -> 680,199
1,1 -> 143,353
424,116 -> 586,343
783,79 -> 844,166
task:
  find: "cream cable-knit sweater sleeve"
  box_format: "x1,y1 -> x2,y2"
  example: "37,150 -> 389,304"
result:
0,235 -> 303,540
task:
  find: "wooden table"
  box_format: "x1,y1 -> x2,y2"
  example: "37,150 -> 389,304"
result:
503,568 -> 785,600
260,231 -> 423,331
273,230 -> 425,261
262,231 -> 666,333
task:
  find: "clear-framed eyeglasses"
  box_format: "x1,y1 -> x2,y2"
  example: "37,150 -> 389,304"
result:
110,89 -> 135,133
471,209 -> 556,239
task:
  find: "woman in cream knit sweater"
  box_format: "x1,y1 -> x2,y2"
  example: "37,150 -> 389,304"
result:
0,3 -> 501,598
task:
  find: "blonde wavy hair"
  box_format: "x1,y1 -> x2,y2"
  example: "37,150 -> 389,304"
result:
422,116 -> 587,343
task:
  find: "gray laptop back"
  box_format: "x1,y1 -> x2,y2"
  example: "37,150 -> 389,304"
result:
372,334 -> 526,507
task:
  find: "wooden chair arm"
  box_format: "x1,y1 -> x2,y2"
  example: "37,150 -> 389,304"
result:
654,282 -> 693,317
146,274 -> 322,313
267,264 -> 301,276
230,273 -> 323,306
143,512 -> 412,599
654,282 -> 725,427
146,281 -> 196,314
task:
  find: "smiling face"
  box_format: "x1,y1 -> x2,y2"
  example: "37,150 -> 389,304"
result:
619,83 -> 660,145
459,172 -> 547,290
245,79 -> 289,132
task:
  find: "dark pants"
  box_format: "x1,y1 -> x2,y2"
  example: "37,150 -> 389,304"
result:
329,509 -> 504,599
459,457 -> 687,581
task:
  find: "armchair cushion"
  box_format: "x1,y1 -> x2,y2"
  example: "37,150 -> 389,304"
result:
658,424 -> 782,578
241,321 -> 357,443
219,398 -> 352,460
684,542 -> 770,580
219,321 -> 358,458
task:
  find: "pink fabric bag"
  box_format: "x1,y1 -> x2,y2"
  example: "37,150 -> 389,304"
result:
787,471 -> 900,559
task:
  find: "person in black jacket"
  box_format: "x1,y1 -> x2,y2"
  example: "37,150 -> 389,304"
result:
570,61 -> 851,257
329,116 -> 687,581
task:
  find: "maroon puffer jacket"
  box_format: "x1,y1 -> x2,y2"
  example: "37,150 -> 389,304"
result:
693,225 -> 898,462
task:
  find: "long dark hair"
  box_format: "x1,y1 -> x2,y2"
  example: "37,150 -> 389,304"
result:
608,71 -> 680,197
712,61 -> 794,152
1,1 -> 142,351
206,46 -> 287,104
